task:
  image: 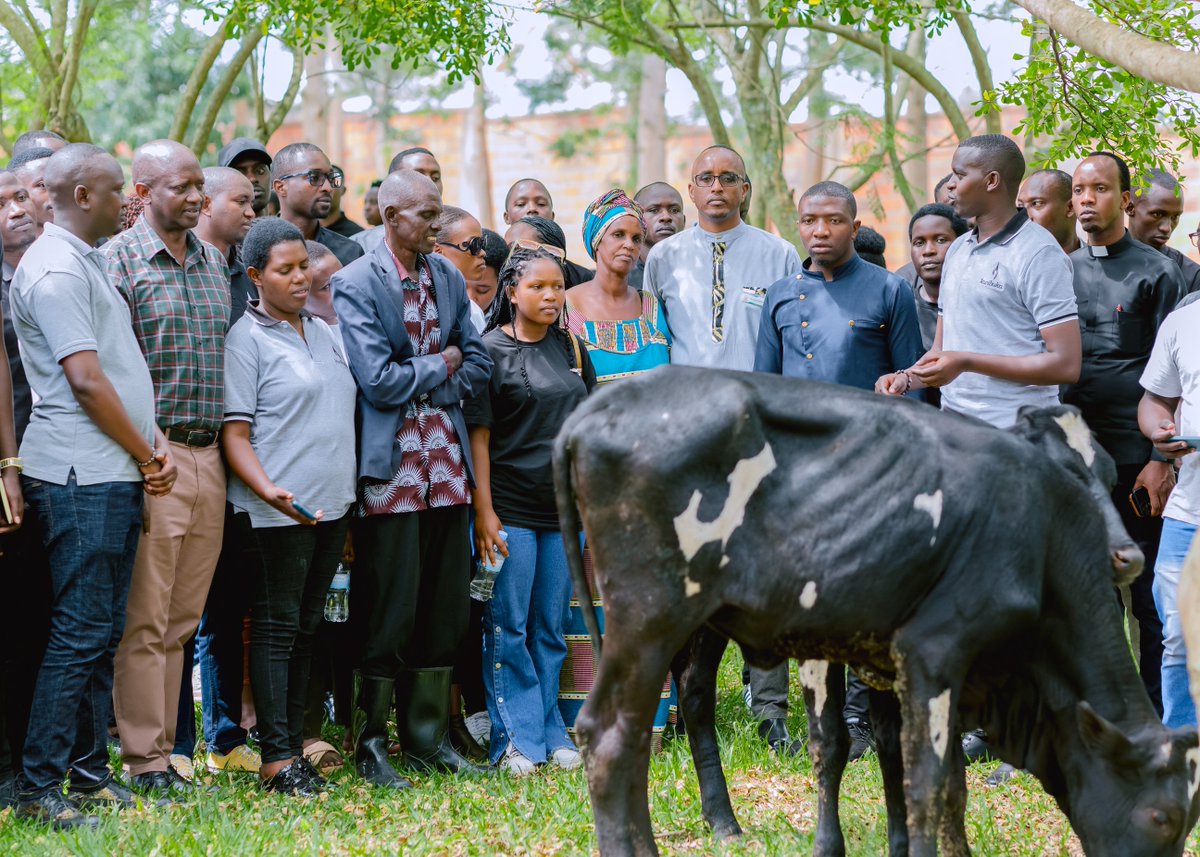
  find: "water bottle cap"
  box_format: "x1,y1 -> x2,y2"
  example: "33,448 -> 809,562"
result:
497,530 -> 508,540
331,572 -> 350,589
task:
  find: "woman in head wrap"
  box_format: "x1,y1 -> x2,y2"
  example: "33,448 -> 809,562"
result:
556,188 -> 675,749
504,215 -> 595,288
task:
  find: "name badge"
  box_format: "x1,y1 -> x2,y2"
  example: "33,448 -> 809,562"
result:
741,286 -> 766,307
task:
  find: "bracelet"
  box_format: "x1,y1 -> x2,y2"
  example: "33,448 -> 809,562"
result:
899,371 -> 913,394
134,450 -> 157,468
0,457 -> 22,472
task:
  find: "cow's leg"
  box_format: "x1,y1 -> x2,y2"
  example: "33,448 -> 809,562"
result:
800,661 -> 848,857
577,629 -> 679,857
674,629 -> 741,839
869,687 -> 909,857
937,739 -> 970,857
891,632 -> 965,857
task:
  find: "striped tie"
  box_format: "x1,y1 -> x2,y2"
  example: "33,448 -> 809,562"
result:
711,241 -> 727,342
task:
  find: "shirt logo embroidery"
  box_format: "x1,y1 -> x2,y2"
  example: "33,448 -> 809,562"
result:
979,262 -> 1005,292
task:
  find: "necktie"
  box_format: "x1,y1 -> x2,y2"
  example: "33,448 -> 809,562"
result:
711,241 -> 727,342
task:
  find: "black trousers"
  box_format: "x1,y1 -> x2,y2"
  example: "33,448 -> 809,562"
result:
1113,462 -> 1165,716
0,511 -> 51,783
249,516 -> 348,764
353,506 -> 470,678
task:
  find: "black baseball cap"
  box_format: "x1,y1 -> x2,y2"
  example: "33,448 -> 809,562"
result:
217,137 -> 272,168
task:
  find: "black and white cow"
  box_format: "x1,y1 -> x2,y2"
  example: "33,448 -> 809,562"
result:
553,366 -> 1199,857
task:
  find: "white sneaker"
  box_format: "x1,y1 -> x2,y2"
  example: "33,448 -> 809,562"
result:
549,746 -> 582,770
465,711 -> 491,745
499,743 -> 537,776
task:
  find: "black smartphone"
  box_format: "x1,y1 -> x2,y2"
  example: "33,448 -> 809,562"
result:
1129,487 -> 1152,519
1168,436 -> 1200,448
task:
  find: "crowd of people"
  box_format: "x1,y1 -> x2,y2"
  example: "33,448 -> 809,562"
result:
0,124 -> 1197,832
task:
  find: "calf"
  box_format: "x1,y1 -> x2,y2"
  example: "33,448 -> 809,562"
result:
553,366 -> 1199,857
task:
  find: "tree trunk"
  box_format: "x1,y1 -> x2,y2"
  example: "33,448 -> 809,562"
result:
303,43 -> 331,154
262,43 -> 305,140
1013,0 -> 1200,94
460,69 -> 494,228
636,52 -> 667,187
902,22 -> 928,201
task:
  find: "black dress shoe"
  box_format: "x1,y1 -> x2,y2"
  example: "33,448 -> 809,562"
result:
262,762 -> 320,797
15,790 -> 99,830
961,729 -> 992,764
132,769 -> 192,800
757,718 -> 804,756
294,757 -> 329,792
449,715 -> 488,763
846,719 -> 876,762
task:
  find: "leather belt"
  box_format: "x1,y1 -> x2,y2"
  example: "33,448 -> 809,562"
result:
164,426 -> 218,448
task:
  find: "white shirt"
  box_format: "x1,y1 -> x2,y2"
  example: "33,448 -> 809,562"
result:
1141,300 -> 1200,526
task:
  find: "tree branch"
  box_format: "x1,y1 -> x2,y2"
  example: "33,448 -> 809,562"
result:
263,42 -> 305,139
187,23 -> 265,155
1012,0 -> 1200,94
55,0 -> 97,130
952,9 -> 999,134
781,36 -> 843,119
169,19 -> 233,143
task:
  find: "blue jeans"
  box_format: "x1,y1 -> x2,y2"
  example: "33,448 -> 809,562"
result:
1152,516 -> 1199,728
483,526 -> 577,764
20,474 -> 143,793
198,506 -> 256,755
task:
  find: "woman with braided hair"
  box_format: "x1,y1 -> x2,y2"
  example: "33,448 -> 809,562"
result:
463,244 -> 596,774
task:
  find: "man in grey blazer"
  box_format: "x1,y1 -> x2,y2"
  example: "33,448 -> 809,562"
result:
332,171 -> 493,787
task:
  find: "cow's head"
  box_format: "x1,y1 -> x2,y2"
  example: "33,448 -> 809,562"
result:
1054,702 -> 1200,856
1012,405 -> 1144,585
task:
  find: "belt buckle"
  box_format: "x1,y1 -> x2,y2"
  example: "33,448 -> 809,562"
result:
187,429 -> 213,447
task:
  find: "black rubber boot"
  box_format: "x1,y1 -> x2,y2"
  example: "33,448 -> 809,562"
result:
396,668 -> 492,775
352,672 -> 411,789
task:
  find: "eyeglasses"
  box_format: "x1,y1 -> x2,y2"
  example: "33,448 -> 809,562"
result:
1190,229 -> 1200,248
693,171 -> 744,188
276,169 -> 344,189
507,238 -> 566,262
438,236 -> 486,256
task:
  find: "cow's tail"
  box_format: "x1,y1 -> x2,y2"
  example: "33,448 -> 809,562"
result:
553,422 -> 602,660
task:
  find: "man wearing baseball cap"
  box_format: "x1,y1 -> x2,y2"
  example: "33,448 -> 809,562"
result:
217,138 -> 271,217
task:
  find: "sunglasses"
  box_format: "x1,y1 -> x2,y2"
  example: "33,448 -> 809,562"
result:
276,169 -> 345,189
693,171 -> 745,188
507,238 -> 566,262
438,236 -> 486,256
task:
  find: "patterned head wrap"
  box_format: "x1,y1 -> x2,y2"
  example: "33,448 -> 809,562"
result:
582,188 -> 646,261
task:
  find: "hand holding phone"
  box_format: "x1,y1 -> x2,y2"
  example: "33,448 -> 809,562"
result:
1129,486 -> 1153,518
290,501 -> 319,521
1168,436 -> 1200,449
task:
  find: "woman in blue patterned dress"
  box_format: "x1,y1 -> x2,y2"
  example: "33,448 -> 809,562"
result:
557,189 -> 675,747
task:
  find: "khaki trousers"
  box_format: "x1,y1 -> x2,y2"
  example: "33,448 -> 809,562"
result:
113,443 -> 225,775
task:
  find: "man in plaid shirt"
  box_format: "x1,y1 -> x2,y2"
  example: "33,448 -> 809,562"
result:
105,140 -> 230,799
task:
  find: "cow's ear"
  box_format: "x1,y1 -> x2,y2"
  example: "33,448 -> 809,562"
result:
1077,701 -> 1132,758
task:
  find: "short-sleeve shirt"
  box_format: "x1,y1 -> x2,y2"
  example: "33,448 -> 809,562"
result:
646,222 -> 802,371
463,328 -> 596,530
105,218 -> 230,431
939,210 -> 1078,428
1140,300 -> 1200,526
11,223 -> 156,485
224,302 -> 358,527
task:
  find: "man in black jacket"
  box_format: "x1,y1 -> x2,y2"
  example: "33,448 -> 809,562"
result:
1062,151 -> 1186,715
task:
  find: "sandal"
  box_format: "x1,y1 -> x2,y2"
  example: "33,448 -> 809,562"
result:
302,740 -> 345,774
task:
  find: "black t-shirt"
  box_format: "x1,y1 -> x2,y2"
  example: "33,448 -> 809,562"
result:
464,327 -> 597,530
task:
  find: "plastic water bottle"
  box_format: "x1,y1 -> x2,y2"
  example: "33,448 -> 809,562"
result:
469,530 -> 508,602
324,564 -> 350,622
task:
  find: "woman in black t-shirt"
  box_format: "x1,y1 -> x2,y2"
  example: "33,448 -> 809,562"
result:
464,244 -> 596,775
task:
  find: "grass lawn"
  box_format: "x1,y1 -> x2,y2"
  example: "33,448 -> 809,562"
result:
2,649 -> 1197,856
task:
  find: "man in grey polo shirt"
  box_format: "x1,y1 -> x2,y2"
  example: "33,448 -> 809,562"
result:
11,144 -> 174,828
645,144 -> 803,754
878,134 -> 1081,428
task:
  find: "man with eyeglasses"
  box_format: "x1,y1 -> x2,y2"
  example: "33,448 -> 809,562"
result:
644,144 -> 802,755
271,143 -> 363,267
321,164 -> 365,238
217,137 -> 272,217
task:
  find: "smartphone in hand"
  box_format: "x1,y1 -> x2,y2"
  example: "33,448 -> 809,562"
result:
1129,487 -> 1152,519
1168,436 -> 1200,449
291,501 -> 319,521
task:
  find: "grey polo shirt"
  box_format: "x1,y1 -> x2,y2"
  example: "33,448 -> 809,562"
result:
224,301 -> 358,527
11,223 -> 156,485
645,222 -> 802,371
939,210 -> 1078,428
